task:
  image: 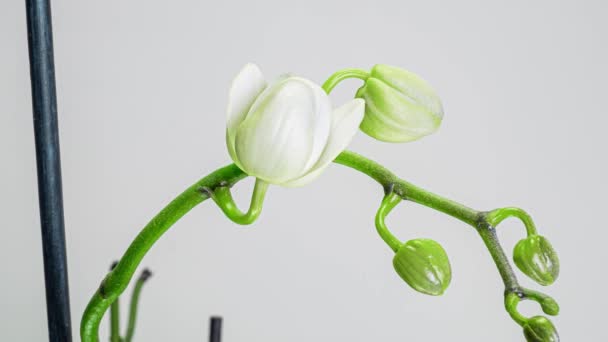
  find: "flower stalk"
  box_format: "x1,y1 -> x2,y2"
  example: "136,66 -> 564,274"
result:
207,178 -> 269,225
81,66 -> 559,341
486,207 -> 538,236
124,269 -> 152,342
107,264 -> 152,342
374,192 -> 403,252
321,68 -> 370,93
81,164 -> 246,342
81,151 -> 554,341
109,262 -> 120,342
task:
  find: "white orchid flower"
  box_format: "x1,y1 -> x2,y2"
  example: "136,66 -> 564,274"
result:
226,63 -> 364,187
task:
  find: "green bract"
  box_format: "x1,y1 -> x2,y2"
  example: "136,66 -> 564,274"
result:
523,316 -> 560,342
355,64 -> 444,143
513,235 -> 559,286
392,238 -> 451,296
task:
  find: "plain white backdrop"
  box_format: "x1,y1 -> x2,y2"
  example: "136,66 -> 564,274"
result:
2,0 -> 607,340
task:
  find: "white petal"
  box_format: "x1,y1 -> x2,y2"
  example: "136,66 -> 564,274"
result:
281,99 -> 365,187
234,78 -> 331,184
287,77 -> 332,173
226,63 -> 266,165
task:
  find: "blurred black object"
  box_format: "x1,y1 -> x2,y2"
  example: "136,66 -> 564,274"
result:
209,316 -> 222,342
25,0 -> 72,341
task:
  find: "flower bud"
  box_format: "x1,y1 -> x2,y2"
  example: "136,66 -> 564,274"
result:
513,235 -> 559,286
523,316 -> 560,342
539,297 -> 560,316
355,64 -> 444,143
393,238 -> 451,296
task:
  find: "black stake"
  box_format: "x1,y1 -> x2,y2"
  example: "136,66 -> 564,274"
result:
209,316 -> 222,342
25,0 -> 72,341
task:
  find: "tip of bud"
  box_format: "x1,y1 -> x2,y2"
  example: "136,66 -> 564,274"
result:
540,298 -> 560,316
139,268 -> 153,282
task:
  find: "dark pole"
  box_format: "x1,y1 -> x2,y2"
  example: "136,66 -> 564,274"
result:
25,0 -> 72,341
209,317 -> 222,342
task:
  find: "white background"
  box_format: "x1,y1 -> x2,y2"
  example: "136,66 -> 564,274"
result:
1,0 -> 606,340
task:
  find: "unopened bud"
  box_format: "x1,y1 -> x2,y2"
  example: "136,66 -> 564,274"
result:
393,238 -> 451,296
514,235 -> 559,286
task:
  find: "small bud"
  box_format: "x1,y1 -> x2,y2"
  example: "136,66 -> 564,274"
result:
356,64 -> 444,143
393,238 -> 451,296
523,316 -> 560,342
540,297 -> 560,316
513,235 -> 559,286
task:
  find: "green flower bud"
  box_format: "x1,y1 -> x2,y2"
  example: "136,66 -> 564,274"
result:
523,316 -> 560,342
355,64 -> 444,143
393,238 -> 451,296
539,297 -> 560,316
513,235 -> 559,286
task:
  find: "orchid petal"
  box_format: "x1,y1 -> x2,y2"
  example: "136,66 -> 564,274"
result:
235,78 -> 331,183
226,63 -> 266,166
281,98 -> 364,187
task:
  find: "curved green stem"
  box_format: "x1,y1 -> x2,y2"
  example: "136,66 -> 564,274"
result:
81,151 -> 533,341
335,151 -> 519,289
334,151 -> 480,226
521,288 -> 559,316
486,207 -> 538,236
321,68 -> 370,93
375,192 -> 403,252
80,164 -> 246,342
504,287 -> 559,328
124,270 -> 152,342
505,292 -> 528,326
209,178 -> 269,225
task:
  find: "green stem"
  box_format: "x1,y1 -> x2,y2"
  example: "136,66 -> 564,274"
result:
334,151 -> 480,226
477,224 -> 520,291
505,287 -> 560,328
321,68 -> 370,93
334,151 -> 520,293
486,207 -> 538,236
109,297 -> 120,342
124,270 -> 152,342
80,164 -> 246,342
109,262 -> 121,342
520,288 -> 559,316
81,151 -> 524,341
209,178 -> 269,225
505,292 -> 528,326
375,192 -> 403,252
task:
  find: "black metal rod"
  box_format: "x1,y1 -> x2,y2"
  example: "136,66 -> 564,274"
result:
25,0 -> 72,341
209,316 -> 222,342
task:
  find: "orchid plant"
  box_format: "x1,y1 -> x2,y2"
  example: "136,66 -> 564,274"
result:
81,63 -> 560,342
